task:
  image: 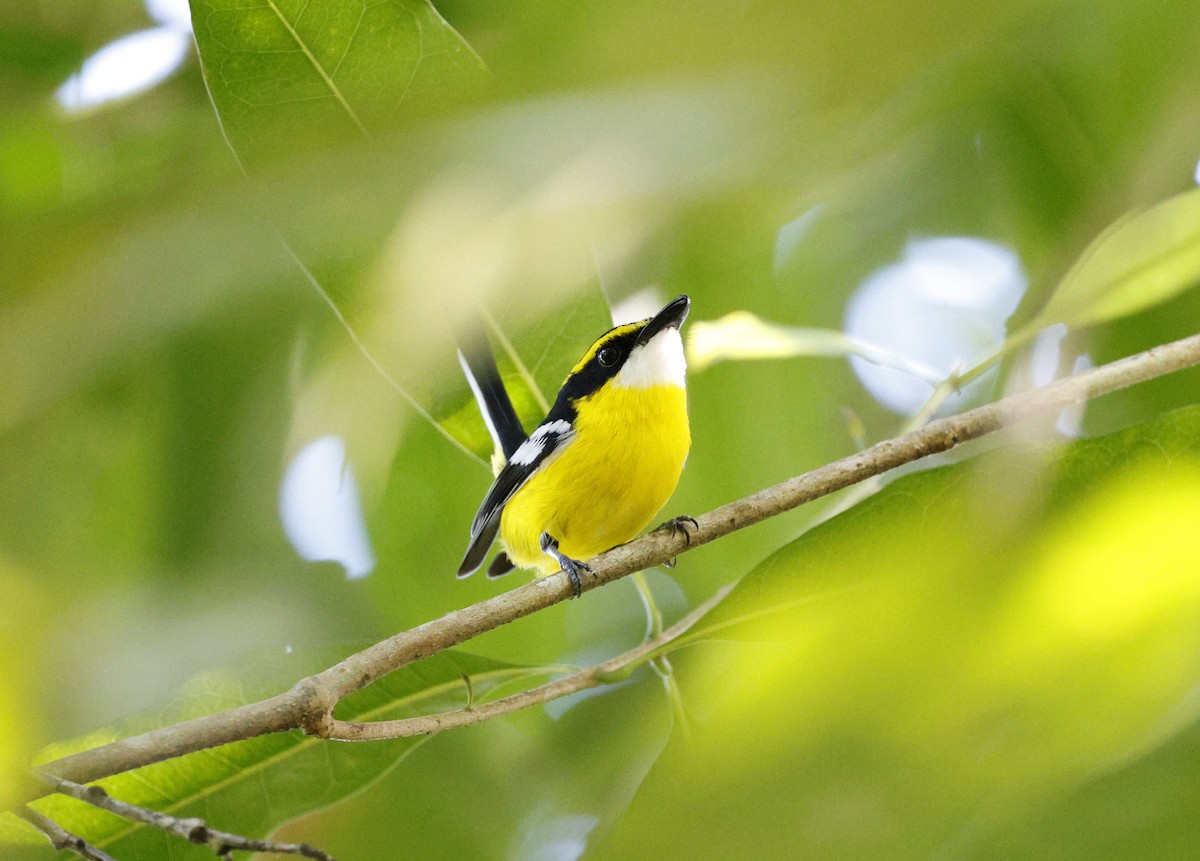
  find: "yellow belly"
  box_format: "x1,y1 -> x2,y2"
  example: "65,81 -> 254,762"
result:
500,385 -> 690,574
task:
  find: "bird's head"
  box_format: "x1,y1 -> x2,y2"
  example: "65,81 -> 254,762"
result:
559,295 -> 690,405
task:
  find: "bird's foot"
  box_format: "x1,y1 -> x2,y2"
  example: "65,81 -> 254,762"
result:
561,556 -> 593,598
540,532 -> 593,598
654,515 -> 699,569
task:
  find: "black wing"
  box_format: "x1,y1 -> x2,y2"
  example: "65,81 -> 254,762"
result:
456,417 -> 575,577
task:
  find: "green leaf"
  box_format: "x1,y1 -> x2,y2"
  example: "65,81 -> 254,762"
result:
491,288 -> 614,415
434,288 -> 615,461
190,0 -> 484,168
2,648 -> 551,858
186,0 -> 488,469
1021,188 -> 1200,335
598,406 -> 1200,860
685,311 -> 944,382
437,370 -> 547,461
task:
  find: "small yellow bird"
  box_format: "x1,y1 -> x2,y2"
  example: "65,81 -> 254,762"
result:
458,295 -> 693,595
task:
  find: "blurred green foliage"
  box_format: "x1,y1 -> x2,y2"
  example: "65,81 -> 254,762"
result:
9,649 -> 550,859
599,408 -> 1200,859
1,0 -> 1199,858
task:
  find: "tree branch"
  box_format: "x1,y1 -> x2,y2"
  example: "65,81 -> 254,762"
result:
35,776 -> 334,861
323,583 -> 732,741
16,807 -> 117,861
26,331 -> 1200,800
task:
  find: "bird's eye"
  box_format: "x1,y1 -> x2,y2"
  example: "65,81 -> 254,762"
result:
597,346 -> 619,367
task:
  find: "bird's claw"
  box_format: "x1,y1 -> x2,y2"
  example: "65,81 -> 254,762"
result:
561,557 -> 593,598
654,515 -> 699,569
656,515 -> 699,546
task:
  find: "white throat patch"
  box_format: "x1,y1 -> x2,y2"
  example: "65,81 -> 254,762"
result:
613,328 -> 687,389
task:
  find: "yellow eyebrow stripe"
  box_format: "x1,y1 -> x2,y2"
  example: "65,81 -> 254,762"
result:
567,321 -> 643,376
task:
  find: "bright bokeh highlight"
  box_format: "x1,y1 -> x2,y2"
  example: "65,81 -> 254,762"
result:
845,237 -> 1027,414
56,0 -> 192,113
280,436 -> 376,580
56,28 -> 191,113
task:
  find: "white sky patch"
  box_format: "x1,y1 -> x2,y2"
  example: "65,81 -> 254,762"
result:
1027,323 -> 1088,437
56,0 -> 192,114
1027,323 -> 1069,388
1057,353 -> 1092,437
510,809 -> 599,861
611,287 -> 665,326
280,436 -> 376,580
56,27 -> 191,113
845,237 -> 1027,415
145,0 -> 193,30
1195,155 -> 1200,187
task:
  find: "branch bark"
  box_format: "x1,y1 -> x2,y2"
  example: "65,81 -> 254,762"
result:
36,776 -> 334,861
26,331 -> 1200,801
323,582 -> 732,741
17,808 -> 117,861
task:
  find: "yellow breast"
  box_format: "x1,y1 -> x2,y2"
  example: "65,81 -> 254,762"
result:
500,384 -> 690,574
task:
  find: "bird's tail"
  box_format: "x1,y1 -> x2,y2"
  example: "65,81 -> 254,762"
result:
457,332 -> 527,462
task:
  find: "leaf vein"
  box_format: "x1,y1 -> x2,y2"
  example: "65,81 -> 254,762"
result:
330,1 -> 367,79
94,666 -> 541,847
263,0 -> 370,136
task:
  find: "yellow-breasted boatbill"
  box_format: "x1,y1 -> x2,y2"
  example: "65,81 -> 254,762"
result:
457,295 -> 692,596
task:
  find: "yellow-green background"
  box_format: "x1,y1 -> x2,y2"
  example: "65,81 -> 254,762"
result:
2,0 -> 1200,857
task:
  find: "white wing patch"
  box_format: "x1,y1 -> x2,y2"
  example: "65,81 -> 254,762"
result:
510,419 -> 573,465
614,328 -> 687,389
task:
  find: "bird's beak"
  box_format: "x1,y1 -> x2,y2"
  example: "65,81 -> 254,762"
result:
635,294 -> 690,347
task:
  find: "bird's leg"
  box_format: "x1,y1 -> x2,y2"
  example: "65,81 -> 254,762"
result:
539,532 -> 592,598
654,515 -> 699,569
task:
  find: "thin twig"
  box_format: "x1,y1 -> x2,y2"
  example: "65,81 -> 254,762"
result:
23,332 -> 1200,802
16,807 -> 117,861
321,583 -> 731,740
37,776 -> 334,861
630,571 -> 689,734
631,571 -> 665,640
